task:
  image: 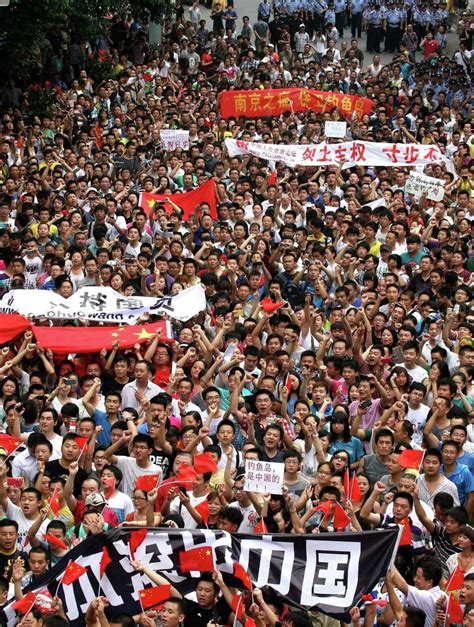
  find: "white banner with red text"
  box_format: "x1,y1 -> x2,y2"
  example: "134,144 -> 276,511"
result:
225,139 -> 455,175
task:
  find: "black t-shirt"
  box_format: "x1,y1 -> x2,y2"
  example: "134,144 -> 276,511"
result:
149,447 -> 173,479
45,459 -> 88,496
100,373 -> 129,395
183,597 -> 231,627
0,549 -> 27,582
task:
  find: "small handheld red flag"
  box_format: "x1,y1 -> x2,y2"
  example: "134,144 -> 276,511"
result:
234,563 -> 252,590
314,500 -> 334,523
349,475 -> 362,503
195,499 -> 210,524
43,534 -> 68,551
62,561 -> 88,585
332,502 -> 351,530
129,528 -> 148,559
447,593 -> 464,623
179,546 -> 215,573
99,546 -> 112,577
12,591 -> 37,613
74,436 -> 89,456
399,518 -> 412,546
0,434 -> 23,455
285,373 -> 292,392
343,469 -> 350,496
260,298 -> 285,314
445,566 -> 464,592
193,452 -> 218,474
254,519 -> 268,534
139,584 -> 171,610
397,449 -> 424,470
135,474 -> 160,491
231,593 -> 245,621
267,170 -> 277,186
49,486 -> 60,516
102,477 -> 116,499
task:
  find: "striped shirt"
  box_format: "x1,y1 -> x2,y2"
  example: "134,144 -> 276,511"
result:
432,522 -> 462,577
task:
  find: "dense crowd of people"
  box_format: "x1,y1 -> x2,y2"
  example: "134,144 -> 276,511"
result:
0,0 -> 473,625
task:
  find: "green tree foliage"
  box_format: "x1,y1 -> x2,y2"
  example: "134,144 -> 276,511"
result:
0,0 -> 170,81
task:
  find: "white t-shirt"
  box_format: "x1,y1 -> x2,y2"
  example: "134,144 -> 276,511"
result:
406,585 -> 445,627
229,501 -> 259,533
106,490 -> 134,524
406,403 -> 430,446
405,364 -> 428,383
115,456 -> 161,497
6,500 -> 49,545
170,493 -> 208,529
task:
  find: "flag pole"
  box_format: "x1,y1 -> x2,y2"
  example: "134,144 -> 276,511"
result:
55,560 -> 70,597
17,596 -> 37,627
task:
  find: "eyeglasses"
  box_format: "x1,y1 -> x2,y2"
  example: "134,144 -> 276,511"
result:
332,455 -> 348,461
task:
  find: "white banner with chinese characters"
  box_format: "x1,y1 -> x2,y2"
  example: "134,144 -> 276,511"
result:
0,285 -> 206,324
406,171 -> 445,201
160,129 -> 190,151
225,139 -> 455,174
244,459 -> 284,494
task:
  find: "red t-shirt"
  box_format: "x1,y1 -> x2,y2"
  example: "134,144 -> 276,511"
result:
422,39 -> 439,59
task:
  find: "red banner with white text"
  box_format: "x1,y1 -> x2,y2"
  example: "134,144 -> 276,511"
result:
219,89 -> 373,119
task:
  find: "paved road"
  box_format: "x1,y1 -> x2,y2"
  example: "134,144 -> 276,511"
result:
191,2 -> 461,67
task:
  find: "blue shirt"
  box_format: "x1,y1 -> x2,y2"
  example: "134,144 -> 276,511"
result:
328,437 -> 365,464
442,462 -> 474,506
92,409 -> 119,447
350,0 -> 365,12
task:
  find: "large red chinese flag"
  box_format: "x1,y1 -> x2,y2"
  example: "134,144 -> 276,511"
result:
99,546 -> 112,577
0,434 -> 23,455
32,321 -> 171,354
140,179 -> 217,220
12,591 -> 37,613
129,528 -> 147,560
193,452 -> 218,474
0,313 -> 31,344
445,566 -> 464,592
62,561 -> 87,585
139,584 -> 171,610
179,546 -> 214,573
398,449 -> 424,470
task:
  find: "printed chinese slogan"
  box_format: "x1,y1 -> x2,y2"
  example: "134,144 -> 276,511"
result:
225,138 -> 456,175
0,284 -> 206,323
2,527 -> 400,626
218,89 -> 373,119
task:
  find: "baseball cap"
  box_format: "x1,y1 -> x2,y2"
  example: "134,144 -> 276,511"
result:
85,493 -> 106,507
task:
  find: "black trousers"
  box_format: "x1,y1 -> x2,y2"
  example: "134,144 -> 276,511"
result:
335,11 -> 345,36
367,25 -> 382,52
385,25 -> 401,52
350,11 -> 362,37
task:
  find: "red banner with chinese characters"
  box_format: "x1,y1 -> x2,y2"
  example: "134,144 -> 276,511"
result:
219,89 -> 373,120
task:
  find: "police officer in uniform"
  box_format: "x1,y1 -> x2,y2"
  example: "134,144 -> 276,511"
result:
349,0 -> 365,37
366,4 -> 383,53
334,0 -> 346,36
312,0 -> 329,35
384,0 -> 403,53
